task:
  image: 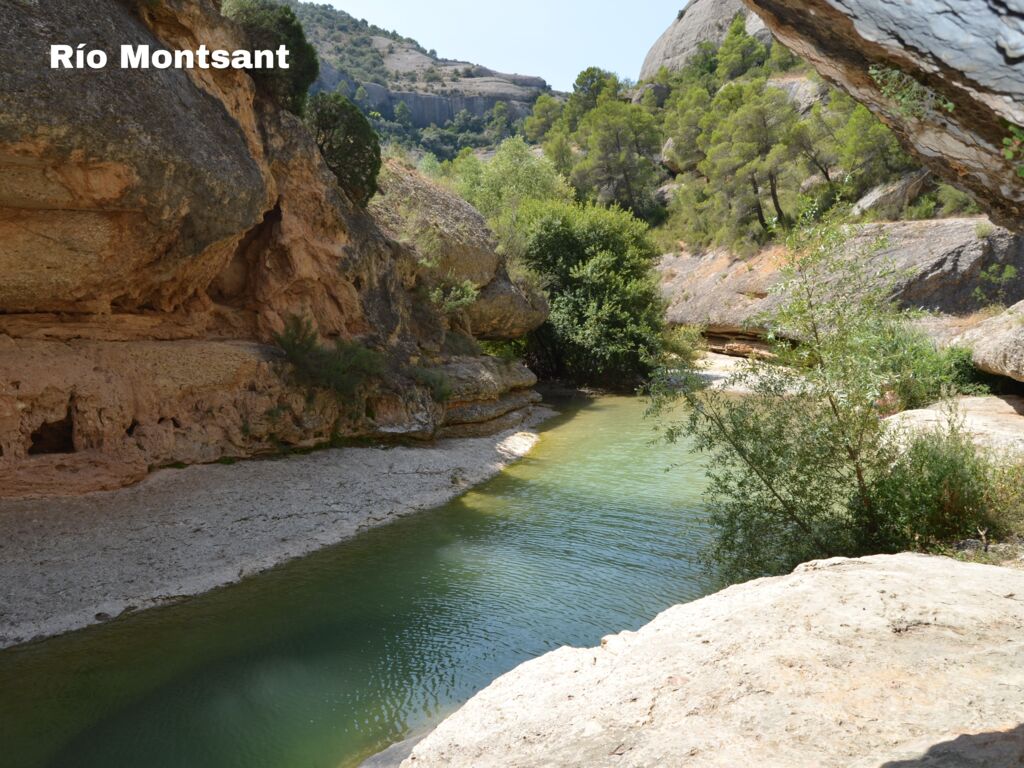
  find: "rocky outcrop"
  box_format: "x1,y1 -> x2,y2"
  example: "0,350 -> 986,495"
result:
739,0 -> 1024,231
403,554 -> 1024,767
640,0 -> 770,82
369,159 -> 548,340
850,169 -> 932,217
956,300 -> 1024,382
889,395 -> 1024,453
0,0 -> 547,497
659,218 -> 1024,343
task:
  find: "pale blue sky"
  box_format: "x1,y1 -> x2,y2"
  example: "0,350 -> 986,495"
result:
323,0 -> 684,91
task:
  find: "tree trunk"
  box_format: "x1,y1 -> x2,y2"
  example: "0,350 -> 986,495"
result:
768,172 -> 788,227
750,174 -> 769,232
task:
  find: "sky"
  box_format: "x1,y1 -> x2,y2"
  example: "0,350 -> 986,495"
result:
323,0 -> 685,91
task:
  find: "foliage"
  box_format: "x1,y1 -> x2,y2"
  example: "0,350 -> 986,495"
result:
304,92 -> 381,206
571,97 -> 663,218
274,316 -> 384,400
430,280 -> 479,315
868,65 -> 955,119
715,14 -> 767,81
523,93 -> 564,143
648,215 -> 995,582
224,0 -> 319,113
518,201 -> 665,387
409,366 -> 453,402
973,263 -> 1020,307
1002,123 -> 1024,179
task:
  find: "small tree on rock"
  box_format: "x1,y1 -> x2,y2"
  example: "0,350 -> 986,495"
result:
305,92 -> 382,206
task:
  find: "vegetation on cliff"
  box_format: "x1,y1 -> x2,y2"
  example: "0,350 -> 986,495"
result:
224,0 -> 319,113
305,92 -> 382,206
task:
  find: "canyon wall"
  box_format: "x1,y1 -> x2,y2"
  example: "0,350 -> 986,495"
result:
0,0 -> 546,497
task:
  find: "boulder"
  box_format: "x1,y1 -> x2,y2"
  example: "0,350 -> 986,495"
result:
889,395 -> 1024,453
659,218 -> 1024,337
955,300 -> 1024,382
640,0 -> 770,82
370,159 -> 548,340
403,554 -> 1024,767
766,73 -> 828,114
850,169 -> 932,218
740,0 -> 1024,231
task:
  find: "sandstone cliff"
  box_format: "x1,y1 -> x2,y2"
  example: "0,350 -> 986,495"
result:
403,554 -> 1024,767
640,0 -> 770,82
0,0 -> 547,497
739,0 -> 1024,231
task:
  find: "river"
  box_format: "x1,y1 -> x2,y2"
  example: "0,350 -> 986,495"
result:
0,395 -> 713,768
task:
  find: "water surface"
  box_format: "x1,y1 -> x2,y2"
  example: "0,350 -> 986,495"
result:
0,395 -> 712,768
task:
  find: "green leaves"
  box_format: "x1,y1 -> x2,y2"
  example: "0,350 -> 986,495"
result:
304,92 -> 382,207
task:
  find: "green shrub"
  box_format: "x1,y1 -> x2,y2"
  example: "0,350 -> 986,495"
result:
223,0 -> 318,114
865,417 -> 992,552
520,200 -> 665,388
274,316 -> 384,400
973,263 -> 1019,307
409,366 -> 453,402
430,280 -> 479,315
304,92 -> 382,206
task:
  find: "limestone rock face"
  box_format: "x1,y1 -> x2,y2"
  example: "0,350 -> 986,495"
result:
659,218 -> 1024,342
955,300 -> 1024,382
403,554 -> 1024,767
640,0 -> 770,82
0,0 -> 546,497
850,170 -> 932,217
739,0 -> 1024,230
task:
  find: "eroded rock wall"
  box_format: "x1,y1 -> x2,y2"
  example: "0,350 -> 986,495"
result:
0,0 -> 547,497
740,0 -> 1024,230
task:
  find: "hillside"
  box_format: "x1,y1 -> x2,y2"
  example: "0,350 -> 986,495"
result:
284,1 -> 551,130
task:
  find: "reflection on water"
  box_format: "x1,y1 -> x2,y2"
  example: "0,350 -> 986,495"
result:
0,395 -> 712,768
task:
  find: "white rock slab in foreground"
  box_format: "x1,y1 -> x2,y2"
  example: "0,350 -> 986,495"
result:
403,554 -> 1024,767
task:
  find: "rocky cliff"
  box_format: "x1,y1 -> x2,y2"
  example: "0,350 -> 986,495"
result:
640,0 -> 770,82
659,217 -> 1024,350
287,1 -> 551,128
403,554 -> 1024,767
0,0 -> 546,497
739,0 -> 1024,231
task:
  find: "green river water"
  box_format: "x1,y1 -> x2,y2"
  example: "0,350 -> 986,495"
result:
0,395 -> 713,768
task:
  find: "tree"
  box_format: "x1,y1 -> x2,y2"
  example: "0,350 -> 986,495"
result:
715,14 -> 767,82
649,214 -> 995,582
524,93 -> 563,143
394,100 -> 414,129
223,0 -> 319,114
833,94 -> 913,195
662,85 -> 712,173
564,67 -> 621,130
304,92 -> 382,206
519,201 -> 665,387
700,81 -> 800,233
486,101 -> 512,143
571,97 -> 662,218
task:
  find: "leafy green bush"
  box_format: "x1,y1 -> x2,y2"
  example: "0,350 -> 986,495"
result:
409,366 -> 453,402
430,280 -> 479,315
304,92 -> 382,206
519,201 -> 665,387
223,0 -> 318,114
274,316 -> 384,400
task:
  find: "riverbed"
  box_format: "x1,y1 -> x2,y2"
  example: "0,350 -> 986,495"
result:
0,395 -> 713,768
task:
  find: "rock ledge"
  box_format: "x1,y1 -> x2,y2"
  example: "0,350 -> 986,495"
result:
404,554 -> 1024,767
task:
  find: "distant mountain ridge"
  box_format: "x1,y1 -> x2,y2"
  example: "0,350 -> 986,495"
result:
284,1 -> 551,129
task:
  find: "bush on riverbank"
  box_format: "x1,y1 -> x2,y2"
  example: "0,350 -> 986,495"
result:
649,214 -> 1002,582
